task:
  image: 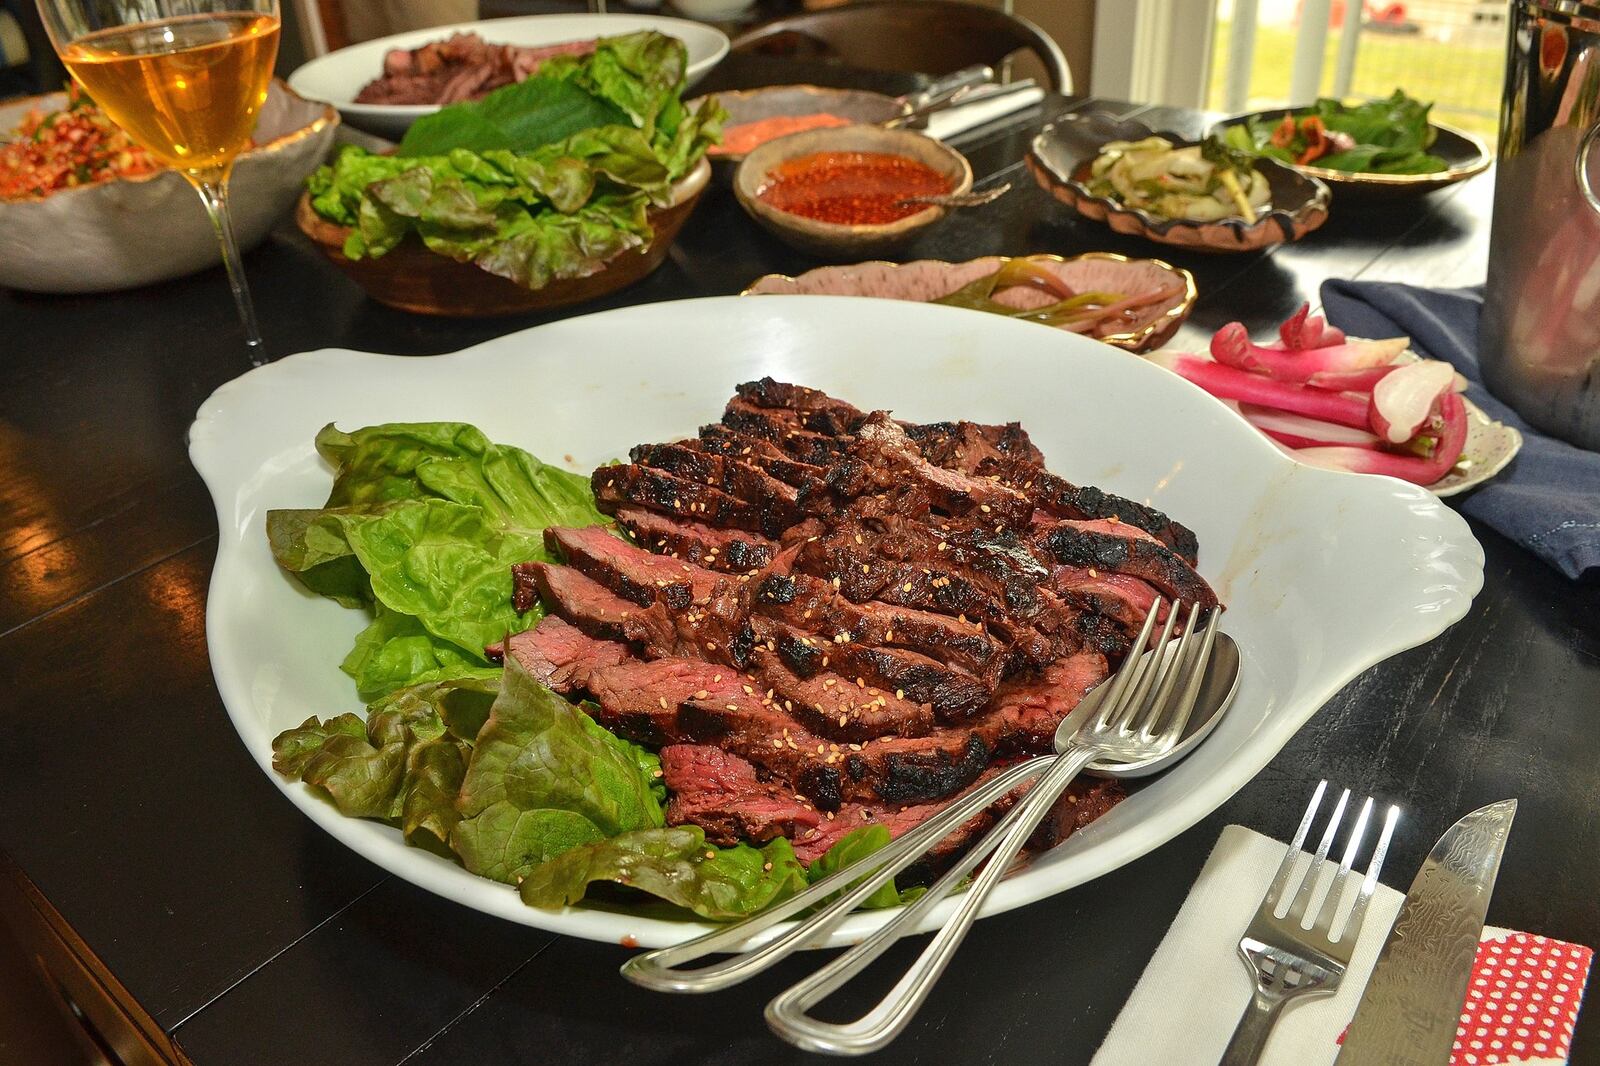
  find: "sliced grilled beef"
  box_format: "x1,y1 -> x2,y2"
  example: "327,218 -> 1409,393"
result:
824,415 -> 1034,524
735,377 -> 865,437
982,458 -> 1200,564
750,648 -> 938,742
592,463 -> 775,536
902,419 -> 1045,473
751,617 -> 990,721
628,442 -> 803,528
660,745 -> 821,846
987,649 -> 1109,754
515,562 -> 689,656
496,617 -> 632,694
1048,565 -> 1162,631
719,398 -> 853,465
543,525 -> 721,610
613,506 -> 777,574
689,427 -> 828,488
1036,520 -> 1218,608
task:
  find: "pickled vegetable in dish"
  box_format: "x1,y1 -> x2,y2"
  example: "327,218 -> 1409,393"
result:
757,150 -> 950,225
1085,134 -> 1269,223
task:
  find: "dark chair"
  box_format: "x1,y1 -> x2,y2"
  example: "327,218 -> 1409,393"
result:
730,0 -> 1072,94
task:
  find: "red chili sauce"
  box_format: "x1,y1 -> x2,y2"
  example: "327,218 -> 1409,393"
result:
757,151 -> 951,225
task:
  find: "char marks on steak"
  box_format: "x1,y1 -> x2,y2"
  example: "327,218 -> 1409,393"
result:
502,379 -> 1217,870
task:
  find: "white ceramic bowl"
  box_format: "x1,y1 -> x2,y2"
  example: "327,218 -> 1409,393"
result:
287,14 -> 730,138
0,80 -> 337,295
189,296 -> 1483,949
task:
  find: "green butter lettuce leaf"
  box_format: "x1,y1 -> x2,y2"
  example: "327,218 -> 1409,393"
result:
267,421 -> 608,699
578,706 -> 666,805
519,826 -> 809,920
806,825 -> 903,910
449,659 -> 665,883
399,75 -> 631,157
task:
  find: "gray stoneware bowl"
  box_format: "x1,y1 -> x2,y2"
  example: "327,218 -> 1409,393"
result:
0,80 -> 338,294
1027,110 -> 1331,253
733,125 -> 973,261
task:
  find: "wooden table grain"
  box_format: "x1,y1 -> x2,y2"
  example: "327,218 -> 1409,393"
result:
0,81 -> 1595,1066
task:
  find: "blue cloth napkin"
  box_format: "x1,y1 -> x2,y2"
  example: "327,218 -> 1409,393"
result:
1320,279 -> 1599,581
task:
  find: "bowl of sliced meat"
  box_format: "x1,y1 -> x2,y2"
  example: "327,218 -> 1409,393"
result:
287,13 -> 730,137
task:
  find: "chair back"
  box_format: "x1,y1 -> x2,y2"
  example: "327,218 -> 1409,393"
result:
731,0 -> 1072,93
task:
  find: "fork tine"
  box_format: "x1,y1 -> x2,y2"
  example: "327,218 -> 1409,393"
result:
1312,796 -> 1373,939
1157,606 -> 1221,747
1263,780 -> 1326,912
1138,601 -> 1205,742
1092,598 -> 1164,729
1109,602 -> 1182,732
1286,787 -> 1350,926
1342,803 -> 1401,943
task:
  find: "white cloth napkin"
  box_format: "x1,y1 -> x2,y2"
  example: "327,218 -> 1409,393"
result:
1093,825 -> 1592,1066
923,85 -> 1046,142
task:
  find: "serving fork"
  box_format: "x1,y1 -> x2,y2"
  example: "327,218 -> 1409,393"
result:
624,597 -> 1226,1055
1219,782 -> 1402,1066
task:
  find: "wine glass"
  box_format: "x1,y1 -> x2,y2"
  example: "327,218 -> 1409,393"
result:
34,0 -> 281,357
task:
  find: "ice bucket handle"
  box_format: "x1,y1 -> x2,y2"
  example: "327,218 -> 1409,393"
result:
1580,120 -> 1600,215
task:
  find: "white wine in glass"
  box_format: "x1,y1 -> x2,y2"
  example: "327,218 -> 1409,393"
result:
36,0 -> 281,355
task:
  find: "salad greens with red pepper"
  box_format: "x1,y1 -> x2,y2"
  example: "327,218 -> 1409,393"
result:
1222,89 -> 1448,175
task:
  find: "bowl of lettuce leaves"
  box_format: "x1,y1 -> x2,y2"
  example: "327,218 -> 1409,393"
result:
296,31 -> 723,316
1214,89 -> 1489,198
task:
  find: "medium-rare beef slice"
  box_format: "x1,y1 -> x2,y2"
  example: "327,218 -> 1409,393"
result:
985,649 -> 1109,754
753,571 -> 1003,678
688,427 -> 828,488
1029,776 -> 1125,850
789,762 -> 1017,864
1048,565 -> 1161,630
543,525 -> 721,610
592,463 -> 776,536
718,399 -> 853,465
581,657 -> 991,809
902,419 -> 1045,473
515,562 -> 705,658
982,458 -> 1200,563
734,378 -> 866,437
1036,521 -> 1218,608
612,506 -> 777,574
660,745 -> 822,846
494,617 -> 632,695
749,648 -> 938,742
824,415 -> 1033,525
628,443 -> 804,528
750,617 -> 991,721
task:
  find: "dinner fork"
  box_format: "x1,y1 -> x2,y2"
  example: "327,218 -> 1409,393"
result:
1219,782 -> 1402,1066
624,598 -> 1222,1054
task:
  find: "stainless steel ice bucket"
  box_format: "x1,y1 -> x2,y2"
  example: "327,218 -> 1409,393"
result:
1480,0 -> 1600,450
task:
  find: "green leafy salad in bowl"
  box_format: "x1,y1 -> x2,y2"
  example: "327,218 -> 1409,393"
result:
268,422 -> 921,921
303,31 -> 724,292
1220,89 -> 1449,175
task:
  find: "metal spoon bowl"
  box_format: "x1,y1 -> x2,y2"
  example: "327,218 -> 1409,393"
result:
1082,631 -> 1242,778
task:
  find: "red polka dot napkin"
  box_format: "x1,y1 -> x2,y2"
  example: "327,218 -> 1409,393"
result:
1093,826 -> 1593,1066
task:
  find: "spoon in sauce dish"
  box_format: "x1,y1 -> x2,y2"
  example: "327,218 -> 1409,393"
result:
896,181 -> 1012,209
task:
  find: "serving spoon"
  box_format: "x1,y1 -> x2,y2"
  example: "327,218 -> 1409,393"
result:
896,182 -> 1013,210
622,602 -> 1242,1042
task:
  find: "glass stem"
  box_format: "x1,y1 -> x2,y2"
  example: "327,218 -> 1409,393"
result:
185,164 -> 264,359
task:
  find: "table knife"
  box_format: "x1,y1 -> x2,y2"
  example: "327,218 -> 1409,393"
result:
1334,798 -> 1518,1066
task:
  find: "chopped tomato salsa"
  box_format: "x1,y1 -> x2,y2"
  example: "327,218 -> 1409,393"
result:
0,86 -> 162,201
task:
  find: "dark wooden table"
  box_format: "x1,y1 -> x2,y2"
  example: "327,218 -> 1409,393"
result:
2,75 -> 1597,1066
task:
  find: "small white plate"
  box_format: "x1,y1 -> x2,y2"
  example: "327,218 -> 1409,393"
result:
286,14 -> 730,137
189,296 -> 1483,949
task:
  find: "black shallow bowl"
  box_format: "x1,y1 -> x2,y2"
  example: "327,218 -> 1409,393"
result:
1027,111 -> 1331,254
1211,110 -> 1491,199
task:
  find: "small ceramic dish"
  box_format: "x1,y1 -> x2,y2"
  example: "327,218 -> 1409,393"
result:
1211,111 -> 1491,200
295,157 -> 710,317
0,80 -> 337,294
695,85 -> 912,175
733,125 -> 972,260
743,252 -> 1198,352
1027,111 -> 1331,253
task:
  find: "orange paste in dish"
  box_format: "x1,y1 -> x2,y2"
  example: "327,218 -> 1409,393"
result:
712,113 -> 853,156
756,150 -> 950,225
